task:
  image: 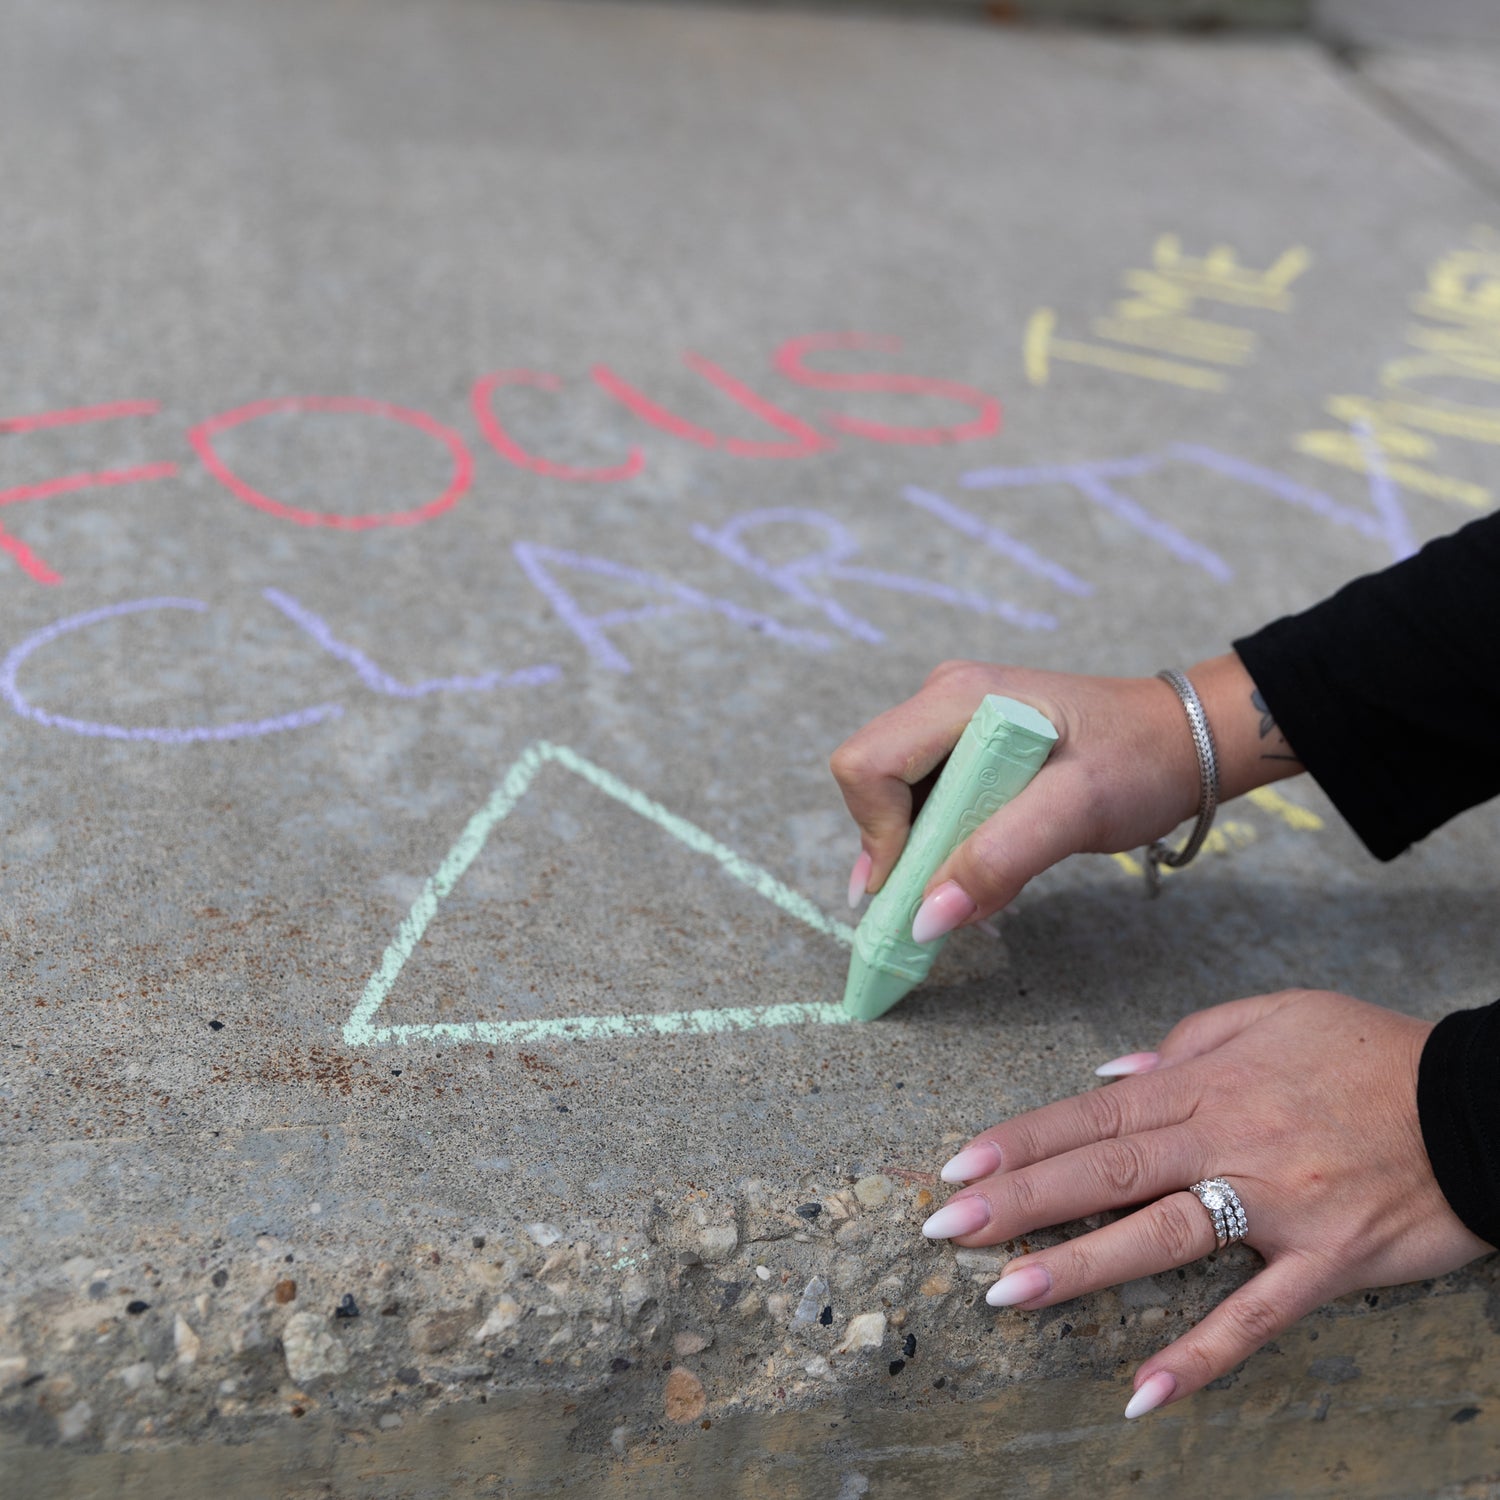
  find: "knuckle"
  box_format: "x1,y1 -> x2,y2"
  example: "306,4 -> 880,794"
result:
923,658 -> 979,687
1052,1237 -> 1097,1293
827,741 -> 868,786
1150,1198 -> 1208,1264
1221,1291 -> 1283,1350
1080,1085 -> 1127,1141
1000,1168 -> 1042,1223
1163,1005 -> 1214,1051
1091,1137 -> 1150,1201
1002,1119 -> 1043,1169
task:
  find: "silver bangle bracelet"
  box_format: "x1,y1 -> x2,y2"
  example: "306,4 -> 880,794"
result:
1144,668 -> 1220,898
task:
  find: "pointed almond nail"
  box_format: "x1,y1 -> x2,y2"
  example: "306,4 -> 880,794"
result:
847,850 -> 873,909
986,1263 -> 1051,1307
1124,1370 -> 1177,1419
939,1140 -> 1002,1184
1095,1051 -> 1160,1078
920,1195 -> 991,1240
911,881 -> 977,945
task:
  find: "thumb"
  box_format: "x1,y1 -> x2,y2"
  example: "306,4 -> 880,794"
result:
913,763 -> 1096,938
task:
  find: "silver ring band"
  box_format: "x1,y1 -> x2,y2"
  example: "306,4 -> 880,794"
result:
1189,1177 -> 1248,1250
1144,669 -> 1220,897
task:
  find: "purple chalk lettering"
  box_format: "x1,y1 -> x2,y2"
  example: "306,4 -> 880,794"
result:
960,454 -> 1231,583
512,541 -> 831,674
693,506 -> 1057,640
899,489 -> 1093,598
1168,438 -> 1416,563
262,588 -> 562,696
0,597 -> 343,742
1353,422 -> 1418,562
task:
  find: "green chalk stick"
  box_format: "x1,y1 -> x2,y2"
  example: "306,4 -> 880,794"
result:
842,694 -> 1058,1021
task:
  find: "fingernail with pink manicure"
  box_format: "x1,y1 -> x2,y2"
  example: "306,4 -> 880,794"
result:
911,881 -> 977,945
1123,1370 -> 1177,1419
1094,1051 -> 1160,1078
986,1263 -> 1050,1307
847,851 -> 873,909
939,1140 -> 1002,1184
920,1195 -> 991,1240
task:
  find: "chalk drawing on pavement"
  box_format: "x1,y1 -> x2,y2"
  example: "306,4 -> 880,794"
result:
343,741 -> 857,1048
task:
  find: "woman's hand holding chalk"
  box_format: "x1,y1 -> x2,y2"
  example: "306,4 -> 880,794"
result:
832,654 -> 1303,943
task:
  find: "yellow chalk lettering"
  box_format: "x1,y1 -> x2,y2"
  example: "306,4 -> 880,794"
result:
1294,402 -> 1491,510
1417,248 -> 1500,325
1404,323 -> 1500,361
1203,820 -> 1257,856
1024,307 -> 1057,386
1246,786 -> 1325,833
1092,314 -> 1256,366
1137,238 -> 1311,311
1379,354 -> 1500,444
1025,311 -> 1226,392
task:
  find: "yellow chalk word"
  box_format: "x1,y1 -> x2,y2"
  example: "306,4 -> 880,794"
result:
1027,235 -> 1310,393
1296,231 -> 1500,508
1294,396 -> 1491,511
1246,785 -> 1325,833
1026,310 -> 1226,391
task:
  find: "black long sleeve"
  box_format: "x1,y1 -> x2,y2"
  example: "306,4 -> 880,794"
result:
1232,511 -> 1500,862
1232,511 -> 1500,1250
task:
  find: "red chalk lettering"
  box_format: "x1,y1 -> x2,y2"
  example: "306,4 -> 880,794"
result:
188,397 -> 473,530
0,401 -> 177,585
591,356 -> 834,459
773,333 -> 1002,445
471,370 -> 646,482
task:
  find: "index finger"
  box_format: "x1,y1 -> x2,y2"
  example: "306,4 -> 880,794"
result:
829,666 -> 992,892
937,1065 -> 1201,1184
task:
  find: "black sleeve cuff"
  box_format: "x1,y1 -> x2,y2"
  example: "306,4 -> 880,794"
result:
1417,1001 -> 1500,1251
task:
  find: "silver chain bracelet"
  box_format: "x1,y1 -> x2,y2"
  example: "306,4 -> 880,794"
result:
1144,668 -> 1220,897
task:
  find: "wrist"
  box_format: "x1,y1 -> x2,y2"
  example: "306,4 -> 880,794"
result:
1185,651 -> 1304,802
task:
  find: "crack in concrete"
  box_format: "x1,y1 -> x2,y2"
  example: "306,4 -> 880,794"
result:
1316,34 -> 1500,203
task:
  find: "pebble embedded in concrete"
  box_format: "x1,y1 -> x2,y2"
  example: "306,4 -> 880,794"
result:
116,1362 -> 155,1394
472,1299 -> 521,1342
173,1316 -> 200,1369
953,1250 -> 1004,1278
853,1175 -> 894,1209
835,1313 -> 887,1354
792,1276 -> 830,1326
663,1366 -> 707,1423
280,1312 -> 350,1385
698,1226 -> 738,1263
57,1400 -> 92,1442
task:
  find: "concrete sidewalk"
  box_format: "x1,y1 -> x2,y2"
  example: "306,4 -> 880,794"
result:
2,1 -> 1499,1494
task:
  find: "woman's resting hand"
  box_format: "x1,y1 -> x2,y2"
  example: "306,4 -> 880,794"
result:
922,989 -> 1491,1417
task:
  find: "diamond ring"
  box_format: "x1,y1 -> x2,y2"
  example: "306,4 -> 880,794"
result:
1189,1177 -> 1249,1250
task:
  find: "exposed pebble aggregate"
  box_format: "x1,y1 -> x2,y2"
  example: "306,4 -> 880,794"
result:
0,1166 -> 1332,1455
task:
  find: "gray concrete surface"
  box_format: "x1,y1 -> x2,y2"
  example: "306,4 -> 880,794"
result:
2,1 -> 1499,1495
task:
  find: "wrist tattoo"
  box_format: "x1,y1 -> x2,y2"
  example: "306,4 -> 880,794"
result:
1250,688 -> 1300,763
